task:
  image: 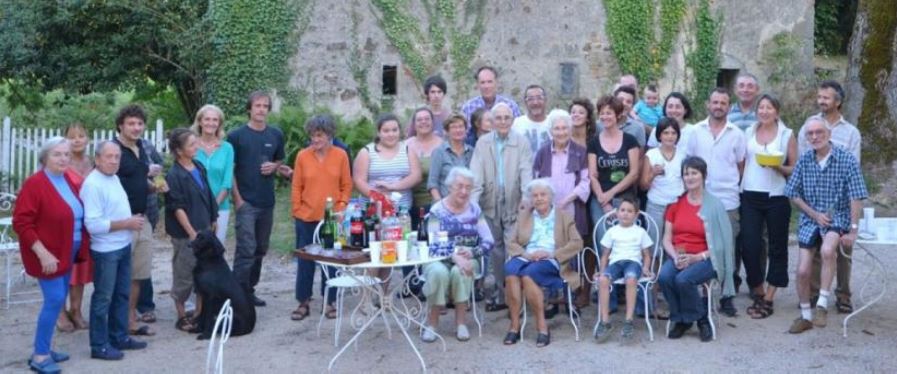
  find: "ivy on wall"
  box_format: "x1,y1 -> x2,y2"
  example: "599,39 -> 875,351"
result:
855,0 -> 896,165
603,0 -> 686,84
684,0 -> 721,112
206,0 -> 303,116
369,0 -> 486,96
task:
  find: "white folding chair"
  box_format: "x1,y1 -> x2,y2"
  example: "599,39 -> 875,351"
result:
205,299 -> 233,374
0,193 -> 38,309
519,250 -> 584,342
665,280 -> 719,340
310,221 -> 381,346
588,209 -> 663,341
416,255 -> 485,338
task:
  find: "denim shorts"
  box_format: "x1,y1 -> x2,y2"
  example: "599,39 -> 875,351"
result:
799,226 -> 849,249
602,259 -> 642,281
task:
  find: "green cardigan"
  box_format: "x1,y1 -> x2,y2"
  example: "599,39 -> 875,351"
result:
698,192 -> 736,297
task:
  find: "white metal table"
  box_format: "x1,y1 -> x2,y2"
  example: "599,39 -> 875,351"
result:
845,217 -> 895,337
317,256 -> 448,372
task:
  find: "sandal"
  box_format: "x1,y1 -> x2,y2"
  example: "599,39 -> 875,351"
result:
129,325 -> 156,336
535,331 -> 551,348
138,311 -> 157,323
503,331 -> 520,345
175,316 -> 199,333
291,304 -> 310,321
324,305 -> 338,320
68,311 -> 89,330
748,299 -> 774,319
56,313 -> 75,333
836,298 -> 853,314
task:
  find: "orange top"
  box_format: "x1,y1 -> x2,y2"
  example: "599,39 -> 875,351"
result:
291,146 -> 352,221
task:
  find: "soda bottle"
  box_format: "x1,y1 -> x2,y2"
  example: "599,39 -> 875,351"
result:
398,206 -> 412,237
350,205 -> 365,247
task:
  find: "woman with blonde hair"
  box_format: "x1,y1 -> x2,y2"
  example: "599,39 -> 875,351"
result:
191,104 -> 234,242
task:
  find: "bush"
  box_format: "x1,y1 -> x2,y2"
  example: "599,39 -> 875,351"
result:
267,106 -> 375,166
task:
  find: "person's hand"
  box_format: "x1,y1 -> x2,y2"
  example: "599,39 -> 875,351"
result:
531,250 -> 552,261
560,194 -> 577,208
456,247 -> 473,260
188,230 -> 198,241
840,231 -> 857,248
651,164 -> 665,176
234,196 -> 244,210
641,266 -> 653,279
813,210 -> 832,227
597,191 -> 612,205
127,215 -> 146,231
372,181 -> 391,192
148,164 -> 163,177
518,199 -> 532,212
675,253 -> 689,270
277,165 -> 293,178
260,161 -> 278,176
155,180 -> 169,193
39,252 -> 59,274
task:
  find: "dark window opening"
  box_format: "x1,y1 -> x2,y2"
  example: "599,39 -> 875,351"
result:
382,65 -> 397,95
559,63 -> 578,98
716,69 -> 739,94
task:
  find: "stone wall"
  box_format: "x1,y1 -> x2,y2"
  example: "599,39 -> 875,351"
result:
289,0 -> 814,120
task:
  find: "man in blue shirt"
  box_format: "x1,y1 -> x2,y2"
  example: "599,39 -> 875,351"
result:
785,117 -> 867,334
461,66 -> 522,146
727,73 -> 759,131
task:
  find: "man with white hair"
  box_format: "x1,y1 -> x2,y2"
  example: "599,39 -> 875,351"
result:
785,117 -> 867,333
470,102 -> 534,311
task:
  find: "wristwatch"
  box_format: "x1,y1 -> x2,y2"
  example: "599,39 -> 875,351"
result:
850,223 -> 859,230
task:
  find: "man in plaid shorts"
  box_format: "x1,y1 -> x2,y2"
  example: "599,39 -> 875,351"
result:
784,117 -> 867,334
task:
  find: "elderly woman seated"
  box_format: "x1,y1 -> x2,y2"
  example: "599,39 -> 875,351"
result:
420,167 -> 494,343
503,179 -> 583,348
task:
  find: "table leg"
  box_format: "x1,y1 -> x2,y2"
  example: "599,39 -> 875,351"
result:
842,244 -> 889,337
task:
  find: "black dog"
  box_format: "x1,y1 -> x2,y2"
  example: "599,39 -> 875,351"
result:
192,230 -> 256,340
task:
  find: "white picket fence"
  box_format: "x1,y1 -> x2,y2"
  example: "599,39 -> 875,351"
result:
0,116 -> 167,193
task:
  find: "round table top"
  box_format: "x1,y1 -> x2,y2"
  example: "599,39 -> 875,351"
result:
858,217 -> 897,245
317,256 -> 449,269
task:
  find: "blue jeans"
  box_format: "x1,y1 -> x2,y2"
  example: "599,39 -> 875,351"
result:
658,258 -> 717,323
602,260 -> 642,281
33,241 -> 77,355
90,245 -> 131,349
294,219 -> 336,303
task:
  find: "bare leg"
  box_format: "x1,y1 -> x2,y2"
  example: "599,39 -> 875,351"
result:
68,284 -> 87,327
796,248 -> 815,303
624,278 -> 637,321
454,302 -> 468,326
598,275 -> 612,322
819,232 -> 840,293
505,276 -> 522,332
427,305 -> 441,327
765,286 -> 778,302
129,281 -> 140,330
522,277 -> 547,334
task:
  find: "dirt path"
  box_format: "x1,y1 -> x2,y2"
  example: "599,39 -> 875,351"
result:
2,235 -> 895,373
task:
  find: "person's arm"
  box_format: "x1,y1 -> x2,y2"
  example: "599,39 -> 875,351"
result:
553,214 -> 583,264
352,148 -> 373,196
518,138 -> 534,196
641,246 -> 653,276
662,220 -> 677,259
639,154 -> 658,191
389,149 -> 422,190
469,145 -> 485,205
588,153 -> 605,197
217,144 -> 234,205
598,247 -> 610,274
174,209 -> 198,239
474,215 -> 495,258
606,146 -> 641,198
568,166 -> 591,204
771,135 -> 798,177
791,196 -> 829,228
291,152 -> 304,218
427,148 -> 444,201
337,151 -> 353,212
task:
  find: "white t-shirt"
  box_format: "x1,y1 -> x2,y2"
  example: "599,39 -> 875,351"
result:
80,170 -> 133,253
742,121 -> 792,196
599,224 -> 654,265
645,147 -> 685,205
686,120 -> 746,210
513,115 -> 550,154
647,123 -> 695,152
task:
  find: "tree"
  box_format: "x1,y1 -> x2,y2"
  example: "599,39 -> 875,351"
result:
0,0 -> 212,120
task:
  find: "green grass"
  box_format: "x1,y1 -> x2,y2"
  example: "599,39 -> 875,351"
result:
270,186 -> 295,256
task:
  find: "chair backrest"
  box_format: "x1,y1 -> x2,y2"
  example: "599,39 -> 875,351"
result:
0,193 -> 15,213
0,193 -> 16,245
312,221 -> 324,245
592,209 -> 663,280
205,299 -> 233,374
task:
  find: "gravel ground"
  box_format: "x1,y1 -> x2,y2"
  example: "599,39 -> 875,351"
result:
2,232 -> 895,373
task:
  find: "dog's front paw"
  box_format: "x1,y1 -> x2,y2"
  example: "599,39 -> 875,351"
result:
197,334 -> 211,341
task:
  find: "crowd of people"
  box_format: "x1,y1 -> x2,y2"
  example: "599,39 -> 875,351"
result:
12,67 -> 870,372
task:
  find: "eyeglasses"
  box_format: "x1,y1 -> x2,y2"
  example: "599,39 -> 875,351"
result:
806,129 -> 827,137
452,184 -> 474,192
525,95 -> 545,102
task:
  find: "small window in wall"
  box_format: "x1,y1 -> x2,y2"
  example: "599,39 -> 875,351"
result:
716,69 -> 739,94
382,65 -> 397,95
560,63 -> 579,98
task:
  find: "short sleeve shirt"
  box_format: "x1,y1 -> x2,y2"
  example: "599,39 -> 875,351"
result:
226,124 -> 285,209
588,133 -> 639,197
599,224 -> 654,265
664,195 -> 708,254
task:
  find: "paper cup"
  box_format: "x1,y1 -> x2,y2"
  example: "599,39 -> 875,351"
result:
418,243 -> 430,261
397,241 -> 408,263
369,241 -> 381,263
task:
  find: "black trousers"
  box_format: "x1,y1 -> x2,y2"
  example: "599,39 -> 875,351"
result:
740,191 -> 791,289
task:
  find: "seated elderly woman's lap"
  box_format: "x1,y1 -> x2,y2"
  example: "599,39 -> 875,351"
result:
422,261 -> 477,306
504,257 -> 564,290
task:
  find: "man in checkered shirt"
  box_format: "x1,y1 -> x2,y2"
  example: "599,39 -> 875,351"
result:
784,117 -> 868,334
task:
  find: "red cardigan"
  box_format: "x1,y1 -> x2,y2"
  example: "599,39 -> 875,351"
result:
13,170 -> 90,279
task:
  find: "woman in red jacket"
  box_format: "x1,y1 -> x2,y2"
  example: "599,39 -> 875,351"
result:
13,136 -> 90,374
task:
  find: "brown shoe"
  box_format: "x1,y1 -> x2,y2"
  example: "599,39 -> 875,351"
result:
788,318 -> 813,334
812,307 -> 828,327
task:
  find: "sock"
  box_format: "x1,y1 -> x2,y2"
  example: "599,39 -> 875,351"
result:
817,290 -> 831,309
800,303 -> 812,320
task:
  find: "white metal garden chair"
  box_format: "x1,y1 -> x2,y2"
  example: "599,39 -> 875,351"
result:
205,299 -> 232,374
518,248 -> 585,342
588,209 -> 663,341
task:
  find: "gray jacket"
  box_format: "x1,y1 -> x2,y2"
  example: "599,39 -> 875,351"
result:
470,131 -> 533,221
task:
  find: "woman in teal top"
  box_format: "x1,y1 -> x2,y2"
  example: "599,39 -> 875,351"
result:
191,104 -> 235,242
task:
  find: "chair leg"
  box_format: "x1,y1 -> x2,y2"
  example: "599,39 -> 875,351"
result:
3,253 -> 11,309
470,289 -> 482,337
705,283 -> 717,340
334,288 -> 345,347
566,286 -> 580,341
317,286 -> 329,338
520,299 -> 527,341
642,283 -> 654,341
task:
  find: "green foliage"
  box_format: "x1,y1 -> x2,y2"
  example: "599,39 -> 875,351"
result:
206,0 -> 302,116
0,0 -> 213,119
603,0 -> 686,84
814,0 -> 858,56
268,106 -> 375,166
685,0 -> 721,115
855,0 -> 897,165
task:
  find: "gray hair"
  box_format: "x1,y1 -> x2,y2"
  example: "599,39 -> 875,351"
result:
38,136 -> 69,166
524,178 -> 555,200
546,109 -> 572,131
94,140 -> 121,157
191,104 -> 226,139
736,72 -> 759,86
304,114 -> 337,138
490,102 -> 513,117
444,166 -> 475,189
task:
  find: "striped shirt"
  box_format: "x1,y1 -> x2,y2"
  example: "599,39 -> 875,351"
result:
366,142 -> 413,208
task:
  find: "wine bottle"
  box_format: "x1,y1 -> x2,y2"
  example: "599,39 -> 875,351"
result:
417,207 -> 429,243
321,197 -> 335,249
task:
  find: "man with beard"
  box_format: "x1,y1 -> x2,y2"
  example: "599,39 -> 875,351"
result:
685,88 -> 746,317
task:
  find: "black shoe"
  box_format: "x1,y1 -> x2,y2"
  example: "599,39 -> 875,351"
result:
474,288 -> 485,302
90,346 -> 124,360
668,322 -> 692,339
544,304 -> 559,320
719,296 -> 737,317
697,318 -> 713,342
112,338 -> 147,351
251,294 -> 267,307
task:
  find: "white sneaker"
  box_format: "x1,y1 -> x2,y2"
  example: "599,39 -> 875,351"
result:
421,326 -> 437,343
456,324 -> 470,341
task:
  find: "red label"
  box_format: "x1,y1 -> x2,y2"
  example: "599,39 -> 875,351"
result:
350,221 -> 364,234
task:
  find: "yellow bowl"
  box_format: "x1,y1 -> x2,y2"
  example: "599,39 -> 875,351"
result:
756,152 -> 784,166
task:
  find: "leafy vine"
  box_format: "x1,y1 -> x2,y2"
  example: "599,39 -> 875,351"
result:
603,0 -> 686,84
684,0 -> 721,113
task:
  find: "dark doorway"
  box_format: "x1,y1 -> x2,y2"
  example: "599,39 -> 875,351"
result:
382,65 -> 397,95
716,69 -> 739,94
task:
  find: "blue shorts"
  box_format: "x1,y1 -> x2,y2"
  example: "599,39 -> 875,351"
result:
799,226 -> 849,249
602,260 -> 642,281
504,257 -> 565,290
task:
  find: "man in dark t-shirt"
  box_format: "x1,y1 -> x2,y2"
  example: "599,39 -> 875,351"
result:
227,91 -> 285,306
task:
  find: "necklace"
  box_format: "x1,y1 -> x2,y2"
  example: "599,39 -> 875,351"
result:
198,137 -> 219,153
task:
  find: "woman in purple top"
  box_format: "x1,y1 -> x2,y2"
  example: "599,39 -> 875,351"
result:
533,109 -> 590,238
420,167 -> 493,343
